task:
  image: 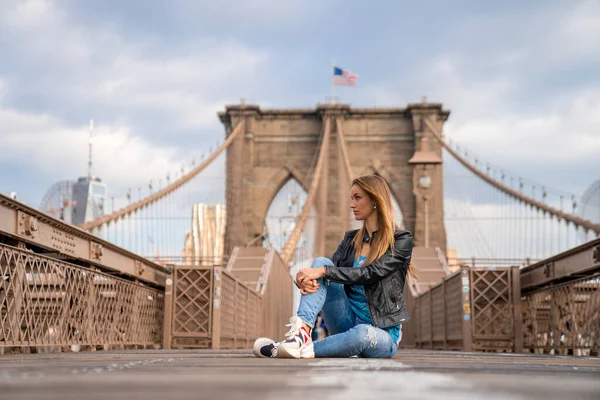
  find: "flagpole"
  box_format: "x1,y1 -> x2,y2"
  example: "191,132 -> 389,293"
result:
331,58 -> 335,104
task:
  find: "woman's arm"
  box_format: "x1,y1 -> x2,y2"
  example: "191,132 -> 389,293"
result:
321,231 -> 413,285
295,230 -> 355,287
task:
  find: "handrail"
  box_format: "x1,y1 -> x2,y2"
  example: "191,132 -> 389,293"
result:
0,193 -> 168,284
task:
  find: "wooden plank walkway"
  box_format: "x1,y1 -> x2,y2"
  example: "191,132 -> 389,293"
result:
0,349 -> 598,399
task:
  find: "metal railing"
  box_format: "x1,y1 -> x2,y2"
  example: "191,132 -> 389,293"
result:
260,251 -> 294,340
1,194 -> 167,354
165,265 -> 263,349
0,244 -> 164,353
415,266 -> 522,352
0,193 -> 167,287
454,258 -> 536,269
520,237 -> 600,292
522,273 -> 600,356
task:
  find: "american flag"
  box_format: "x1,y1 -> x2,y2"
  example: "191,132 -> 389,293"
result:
333,66 -> 359,86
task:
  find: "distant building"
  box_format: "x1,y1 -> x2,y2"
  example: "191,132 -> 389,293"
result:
39,176 -> 107,226
183,204 -> 227,266
71,177 -> 107,225
446,248 -> 460,272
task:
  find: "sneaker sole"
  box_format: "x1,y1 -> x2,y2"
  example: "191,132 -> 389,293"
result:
277,342 -> 315,359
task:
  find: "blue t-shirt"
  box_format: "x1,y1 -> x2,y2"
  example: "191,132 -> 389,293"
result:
347,255 -> 401,343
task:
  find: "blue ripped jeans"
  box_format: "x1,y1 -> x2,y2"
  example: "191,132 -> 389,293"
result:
296,257 -> 400,358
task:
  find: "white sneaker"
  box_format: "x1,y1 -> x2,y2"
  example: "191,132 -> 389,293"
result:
253,337 -> 279,358
276,316 -> 314,359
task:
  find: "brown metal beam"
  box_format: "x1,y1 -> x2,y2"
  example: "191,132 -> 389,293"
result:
0,193 -> 167,286
520,237 -> 600,292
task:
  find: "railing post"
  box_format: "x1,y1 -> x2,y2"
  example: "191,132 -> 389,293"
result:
550,292 -> 560,354
9,261 -> 26,348
428,290 -> 433,348
462,268 -> 473,352
245,286 -> 250,348
211,267 -> 222,349
85,271 -> 97,348
233,280 -> 239,348
511,266 -> 523,353
442,279 -> 447,349
415,296 -> 420,348
162,275 -> 173,350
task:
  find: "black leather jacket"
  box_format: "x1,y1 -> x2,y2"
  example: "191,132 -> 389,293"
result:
324,229 -> 413,328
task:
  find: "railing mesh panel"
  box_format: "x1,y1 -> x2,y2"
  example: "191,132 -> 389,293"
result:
471,269 -> 514,349
445,274 -> 463,340
169,266 -> 262,349
0,244 -> 163,349
523,274 -> 600,355
173,267 -> 211,335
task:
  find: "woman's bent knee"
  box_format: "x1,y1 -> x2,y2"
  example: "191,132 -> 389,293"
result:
356,324 -> 378,344
312,257 -> 333,268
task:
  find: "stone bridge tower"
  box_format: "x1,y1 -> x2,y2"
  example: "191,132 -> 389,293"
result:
219,102 -> 450,260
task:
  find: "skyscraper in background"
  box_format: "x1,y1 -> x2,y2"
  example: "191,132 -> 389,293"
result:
183,204 -> 227,266
39,176 -> 107,226
71,177 -> 107,225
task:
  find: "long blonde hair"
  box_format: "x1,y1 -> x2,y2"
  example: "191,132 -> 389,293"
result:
351,175 -> 417,278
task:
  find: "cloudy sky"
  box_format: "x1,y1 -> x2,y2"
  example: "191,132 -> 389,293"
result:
1,0 -> 599,209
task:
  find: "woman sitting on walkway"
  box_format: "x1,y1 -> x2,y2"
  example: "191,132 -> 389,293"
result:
254,175 -> 415,359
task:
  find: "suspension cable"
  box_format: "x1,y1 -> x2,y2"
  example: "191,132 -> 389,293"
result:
80,120 -> 245,231
425,118 -> 600,235
335,118 -> 353,183
280,118 -> 332,265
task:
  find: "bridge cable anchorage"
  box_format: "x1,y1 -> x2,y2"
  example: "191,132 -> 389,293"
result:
279,118 -> 332,265
424,118 -> 600,236
79,120 -> 246,232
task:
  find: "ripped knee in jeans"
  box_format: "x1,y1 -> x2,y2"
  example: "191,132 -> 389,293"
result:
363,325 -> 377,347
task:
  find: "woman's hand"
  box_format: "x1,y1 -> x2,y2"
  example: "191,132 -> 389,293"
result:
296,267 -> 326,294
299,279 -> 320,295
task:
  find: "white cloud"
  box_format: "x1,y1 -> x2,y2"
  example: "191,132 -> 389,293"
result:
179,0 -> 324,25
405,51 -> 600,168
1,0 -> 93,67
0,0 -> 270,204
0,79 -> 6,102
425,57 -> 517,118
0,106 -> 183,195
444,88 -> 600,165
364,2 -> 600,177
2,0 -> 599,215
0,0 -> 270,132
558,0 -> 600,59
4,0 -> 58,28
82,42 -> 268,129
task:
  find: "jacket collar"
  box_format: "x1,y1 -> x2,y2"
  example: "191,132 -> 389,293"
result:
362,230 -> 377,243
